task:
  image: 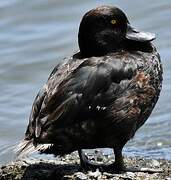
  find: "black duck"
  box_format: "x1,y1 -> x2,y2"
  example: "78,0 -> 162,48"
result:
18,6 -> 163,172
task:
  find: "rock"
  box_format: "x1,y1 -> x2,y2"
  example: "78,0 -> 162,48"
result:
0,152 -> 171,180
151,159 -> 160,167
74,172 -> 88,180
103,172 -> 114,178
126,172 -> 135,179
88,169 -> 102,178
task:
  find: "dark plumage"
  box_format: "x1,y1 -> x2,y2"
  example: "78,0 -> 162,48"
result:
18,6 -> 163,172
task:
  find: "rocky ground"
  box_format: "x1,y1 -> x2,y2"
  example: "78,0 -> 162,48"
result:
0,152 -> 171,180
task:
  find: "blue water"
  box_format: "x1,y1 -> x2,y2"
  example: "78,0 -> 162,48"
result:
0,0 -> 171,165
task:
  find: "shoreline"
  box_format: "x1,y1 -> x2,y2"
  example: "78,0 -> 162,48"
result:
0,152 -> 171,180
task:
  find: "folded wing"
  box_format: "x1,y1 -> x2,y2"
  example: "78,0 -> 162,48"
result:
25,55 -> 137,145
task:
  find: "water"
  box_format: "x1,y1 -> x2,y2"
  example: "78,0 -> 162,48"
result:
0,0 -> 171,165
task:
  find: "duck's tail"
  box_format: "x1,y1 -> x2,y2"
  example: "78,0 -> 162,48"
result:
15,139 -> 36,158
15,139 -> 52,158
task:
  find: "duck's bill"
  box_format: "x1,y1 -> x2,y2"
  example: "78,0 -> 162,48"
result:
126,24 -> 155,42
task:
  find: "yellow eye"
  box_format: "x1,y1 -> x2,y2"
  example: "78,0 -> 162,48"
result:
111,19 -> 117,25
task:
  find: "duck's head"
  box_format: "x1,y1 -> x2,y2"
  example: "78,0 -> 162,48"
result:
78,6 -> 155,57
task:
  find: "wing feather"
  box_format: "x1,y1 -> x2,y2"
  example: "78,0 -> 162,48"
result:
21,54 -> 137,154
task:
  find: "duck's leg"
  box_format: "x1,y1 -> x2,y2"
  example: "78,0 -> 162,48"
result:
112,147 -> 163,173
78,148 -> 125,172
78,148 -> 163,173
111,147 -> 126,172
78,149 -> 101,170
78,148 -> 126,172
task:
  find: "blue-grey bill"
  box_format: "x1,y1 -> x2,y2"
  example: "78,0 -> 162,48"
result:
126,25 -> 155,42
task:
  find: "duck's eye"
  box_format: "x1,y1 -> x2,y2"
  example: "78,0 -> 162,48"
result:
111,19 -> 117,25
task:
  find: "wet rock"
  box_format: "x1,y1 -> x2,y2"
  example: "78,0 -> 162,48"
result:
0,153 -> 171,180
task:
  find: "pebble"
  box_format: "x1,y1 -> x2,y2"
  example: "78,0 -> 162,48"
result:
88,169 -> 102,178
103,172 -> 114,178
126,171 -> 135,178
151,159 -> 160,167
74,172 -> 88,180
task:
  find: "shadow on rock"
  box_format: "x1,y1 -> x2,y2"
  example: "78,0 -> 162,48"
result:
22,163 -> 81,179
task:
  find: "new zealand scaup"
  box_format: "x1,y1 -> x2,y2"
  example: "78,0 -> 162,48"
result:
17,6 -> 163,172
